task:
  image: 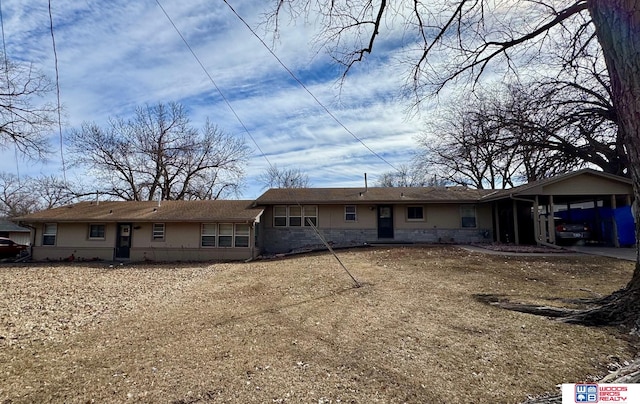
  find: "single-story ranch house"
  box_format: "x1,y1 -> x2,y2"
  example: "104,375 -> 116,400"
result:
16,169 -> 635,262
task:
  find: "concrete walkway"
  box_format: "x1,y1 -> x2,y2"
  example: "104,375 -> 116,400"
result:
566,246 -> 637,261
459,244 -> 637,261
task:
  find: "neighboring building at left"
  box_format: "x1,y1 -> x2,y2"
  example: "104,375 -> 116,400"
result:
15,200 -> 264,262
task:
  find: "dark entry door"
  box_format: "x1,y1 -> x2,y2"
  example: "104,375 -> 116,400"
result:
377,205 -> 394,239
115,223 -> 132,259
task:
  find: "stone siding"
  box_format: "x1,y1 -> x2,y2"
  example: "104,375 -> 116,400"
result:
261,226 -> 492,253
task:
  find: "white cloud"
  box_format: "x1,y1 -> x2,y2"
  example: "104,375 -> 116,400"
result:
0,0 -> 429,198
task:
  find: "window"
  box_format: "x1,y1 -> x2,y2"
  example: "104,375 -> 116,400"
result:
218,223 -> 233,247
152,223 -> 165,241
235,224 -> 250,247
273,205 -> 318,227
303,206 -> 317,226
407,206 -> 424,221
345,205 -> 357,221
274,206 -> 287,227
43,223 -> 57,245
461,205 -> 477,228
89,224 -> 106,239
289,206 -> 302,227
201,224 -> 216,247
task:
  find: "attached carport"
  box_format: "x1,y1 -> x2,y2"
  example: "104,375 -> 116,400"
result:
482,169 -> 635,247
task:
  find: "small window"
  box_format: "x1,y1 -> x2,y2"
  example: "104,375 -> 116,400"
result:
274,206 -> 287,227
407,206 -> 424,221
289,206 -> 302,227
303,205 -> 317,226
43,223 -> 57,246
152,223 -> 165,241
235,224 -> 250,247
218,224 -> 233,247
89,224 -> 106,239
201,224 -> 216,247
345,205 -> 357,221
461,205 -> 477,228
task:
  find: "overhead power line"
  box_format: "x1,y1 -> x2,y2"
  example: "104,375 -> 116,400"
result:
221,0 -> 399,174
155,0 -> 361,288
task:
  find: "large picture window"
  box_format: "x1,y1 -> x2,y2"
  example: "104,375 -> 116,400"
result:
43,223 -> 57,246
461,205 -> 477,228
273,205 -> 318,227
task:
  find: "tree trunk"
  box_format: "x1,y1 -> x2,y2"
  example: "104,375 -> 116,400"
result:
576,0 -> 640,330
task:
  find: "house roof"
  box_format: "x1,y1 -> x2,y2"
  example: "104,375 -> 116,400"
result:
0,220 -> 31,232
16,200 -> 264,223
254,186 -> 494,204
480,168 -> 633,201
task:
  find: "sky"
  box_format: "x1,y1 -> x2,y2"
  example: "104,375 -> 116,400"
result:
0,0 -> 447,199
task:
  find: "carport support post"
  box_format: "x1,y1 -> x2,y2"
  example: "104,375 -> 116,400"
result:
533,196 -> 541,244
548,195 -> 556,244
512,199 -> 520,245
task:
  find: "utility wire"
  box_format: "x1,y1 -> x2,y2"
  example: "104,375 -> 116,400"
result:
48,0 -> 67,182
156,0 -> 361,288
221,0 -> 399,174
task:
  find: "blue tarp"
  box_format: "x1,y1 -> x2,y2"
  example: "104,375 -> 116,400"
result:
555,206 -> 636,246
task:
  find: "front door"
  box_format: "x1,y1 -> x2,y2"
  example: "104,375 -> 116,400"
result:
377,205 -> 394,239
115,223 -> 132,259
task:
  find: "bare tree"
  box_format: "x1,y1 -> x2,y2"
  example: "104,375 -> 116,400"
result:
376,163 -> 443,187
259,165 -> 311,189
0,56 -> 56,159
0,173 -> 74,217
67,103 -> 251,201
266,1 -> 640,328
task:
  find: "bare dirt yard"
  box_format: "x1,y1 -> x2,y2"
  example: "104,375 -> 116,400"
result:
0,246 -> 637,403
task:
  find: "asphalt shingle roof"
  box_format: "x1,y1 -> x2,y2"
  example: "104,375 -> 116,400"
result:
16,200 -> 264,223
255,187 -> 495,204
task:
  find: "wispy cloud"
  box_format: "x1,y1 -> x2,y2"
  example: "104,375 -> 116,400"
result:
0,0 -> 429,198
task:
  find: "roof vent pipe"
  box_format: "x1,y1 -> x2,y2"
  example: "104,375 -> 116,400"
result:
96,190 -> 99,206
364,173 -> 368,192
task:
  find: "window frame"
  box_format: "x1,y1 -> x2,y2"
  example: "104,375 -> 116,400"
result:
273,205 -> 319,227
88,223 -> 106,240
42,223 -> 57,246
407,206 -> 425,221
274,206 -> 288,227
345,205 -> 357,222
201,223 -> 217,247
217,223 -> 234,248
460,205 -> 477,228
152,223 -> 165,241
288,206 -> 302,227
234,224 -> 250,248
303,205 -> 317,227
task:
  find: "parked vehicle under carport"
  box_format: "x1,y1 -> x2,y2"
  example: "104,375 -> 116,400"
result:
555,223 -> 591,245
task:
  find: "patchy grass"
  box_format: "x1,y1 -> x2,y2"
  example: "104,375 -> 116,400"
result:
0,246 -> 636,403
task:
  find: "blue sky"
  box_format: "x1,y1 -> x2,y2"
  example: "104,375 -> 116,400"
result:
0,0 -> 446,199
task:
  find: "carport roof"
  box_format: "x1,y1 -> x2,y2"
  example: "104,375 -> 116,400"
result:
16,200 -> 264,223
479,169 -> 632,201
255,186 -> 494,204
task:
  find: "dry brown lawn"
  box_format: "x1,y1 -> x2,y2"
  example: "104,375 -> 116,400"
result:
0,246 -> 637,403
